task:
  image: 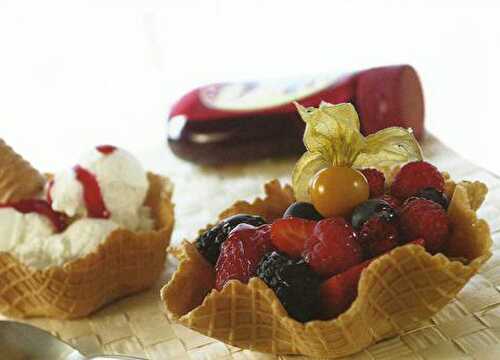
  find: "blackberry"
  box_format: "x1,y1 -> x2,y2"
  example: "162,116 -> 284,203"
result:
256,251 -> 321,322
415,187 -> 449,209
195,214 -> 266,265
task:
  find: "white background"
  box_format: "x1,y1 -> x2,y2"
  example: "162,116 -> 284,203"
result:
1,0 -> 500,174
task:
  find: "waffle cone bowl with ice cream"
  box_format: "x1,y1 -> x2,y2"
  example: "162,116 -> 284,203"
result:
0,141 -> 174,319
162,103 -> 492,358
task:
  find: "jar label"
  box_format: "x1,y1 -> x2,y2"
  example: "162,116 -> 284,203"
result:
200,75 -> 338,111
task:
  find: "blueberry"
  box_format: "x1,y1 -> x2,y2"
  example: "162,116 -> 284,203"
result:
351,199 -> 396,230
283,202 -> 323,221
415,187 -> 449,209
195,214 -> 266,265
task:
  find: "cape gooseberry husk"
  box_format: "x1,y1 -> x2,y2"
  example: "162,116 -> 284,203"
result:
310,166 -> 369,217
292,102 -> 423,202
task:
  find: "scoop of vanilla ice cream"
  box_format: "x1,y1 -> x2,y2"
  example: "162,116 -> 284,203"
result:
0,146 -> 157,269
49,147 -> 153,231
37,218 -> 119,268
0,208 -> 120,269
50,169 -> 85,217
82,147 -> 150,229
0,208 -> 56,267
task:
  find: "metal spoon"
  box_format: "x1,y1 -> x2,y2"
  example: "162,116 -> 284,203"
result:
0,320 -> 145,360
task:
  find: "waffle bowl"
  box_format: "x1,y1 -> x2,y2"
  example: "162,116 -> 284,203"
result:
0,139 -> 45,203
0,142 -> 175,319
161,178 -> 492,358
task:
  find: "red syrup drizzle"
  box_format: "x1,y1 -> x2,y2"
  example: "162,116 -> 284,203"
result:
73,165 -> 110,219
46,179 -> 54,205
96,145 -> 117,155
0,199 -> 67,232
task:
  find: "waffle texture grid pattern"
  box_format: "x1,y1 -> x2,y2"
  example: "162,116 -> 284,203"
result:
162,177 -> 490,358
2,135 -> 500,359
0,172 -> 175,318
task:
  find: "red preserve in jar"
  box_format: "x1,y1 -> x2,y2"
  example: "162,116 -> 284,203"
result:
168,64 -> 424,165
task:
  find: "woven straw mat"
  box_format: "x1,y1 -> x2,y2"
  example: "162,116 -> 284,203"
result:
2,134 -> 500,359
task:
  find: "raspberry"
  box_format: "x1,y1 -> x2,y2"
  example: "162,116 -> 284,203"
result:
196,214 -> 266,265
359,216 -> 399,258
271,218 -> 316,258
399,199 -> 450,253
303,218 -> 362,277
378,194 -> 401,209
257,251 -> 321,322
215,224 -> 274,290
360,168 -> 385,197
391,161 -> 444,200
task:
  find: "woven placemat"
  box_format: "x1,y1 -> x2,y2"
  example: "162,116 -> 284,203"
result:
2,134 -> 500,359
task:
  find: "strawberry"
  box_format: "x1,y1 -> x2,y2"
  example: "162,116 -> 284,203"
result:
360,168 -> 385,197
391,161 -> 445,200
320,239 -> 425,319
271,218 -> 316,258
215,224 -> 274,290
320,258 -> 371,319
399,198 -> 450,253
303,218 -> 362,277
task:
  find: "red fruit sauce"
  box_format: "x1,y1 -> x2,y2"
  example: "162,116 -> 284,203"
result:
0,199 -> 67,232
46,179 -> 55,205
96,145 -> 117,155
73,165 -> 110,219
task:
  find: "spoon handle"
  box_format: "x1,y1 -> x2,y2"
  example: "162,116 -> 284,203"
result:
88,356 -> 146,360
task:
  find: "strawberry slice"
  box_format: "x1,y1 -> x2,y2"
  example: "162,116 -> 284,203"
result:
320,258 -> 370,319
270,218 -> 317,258
215,224 -> 274,290
320,238 -> 424,319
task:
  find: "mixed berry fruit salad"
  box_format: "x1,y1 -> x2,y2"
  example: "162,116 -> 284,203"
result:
198,159 -> 450,322
162,102 -> 492,357
192,102 -> 438,321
